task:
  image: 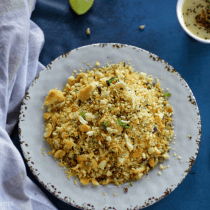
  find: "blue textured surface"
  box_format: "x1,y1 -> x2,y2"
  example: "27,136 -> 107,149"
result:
11,0 -> 210,209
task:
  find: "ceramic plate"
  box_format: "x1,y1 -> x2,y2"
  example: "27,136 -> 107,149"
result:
19,43 -> 201,210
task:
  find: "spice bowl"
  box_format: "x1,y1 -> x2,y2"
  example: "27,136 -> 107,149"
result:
176,0 -> 210,44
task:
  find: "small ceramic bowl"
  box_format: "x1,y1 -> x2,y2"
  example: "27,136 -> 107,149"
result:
176,0 -> 210,44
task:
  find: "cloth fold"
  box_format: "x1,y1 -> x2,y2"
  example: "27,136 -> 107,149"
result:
0,0 -> 56,209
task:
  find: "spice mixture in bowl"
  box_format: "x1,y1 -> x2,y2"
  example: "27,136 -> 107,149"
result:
43,62 -> 174,186
177,0 -> 210,43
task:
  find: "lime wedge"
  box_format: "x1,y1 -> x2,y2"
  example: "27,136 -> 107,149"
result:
69,0 -> 94,15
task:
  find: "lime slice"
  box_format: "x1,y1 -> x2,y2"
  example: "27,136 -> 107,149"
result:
69,0 -> 94,15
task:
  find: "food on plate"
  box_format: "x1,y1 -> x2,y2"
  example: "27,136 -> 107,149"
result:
43,62 -> 174,186
182,0 -> 210,39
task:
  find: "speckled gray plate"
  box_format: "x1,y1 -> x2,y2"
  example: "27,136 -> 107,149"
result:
19,43 -> 201,210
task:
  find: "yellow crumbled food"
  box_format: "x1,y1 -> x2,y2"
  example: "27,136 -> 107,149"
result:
159,164 -> 166,171
43,62 -> 174,186
95,61 -> 100,67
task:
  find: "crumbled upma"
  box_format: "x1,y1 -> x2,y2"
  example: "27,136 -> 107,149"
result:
43,62 -> 173,186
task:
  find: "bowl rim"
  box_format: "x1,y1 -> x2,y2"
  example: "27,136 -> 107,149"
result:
176,0 -> 210,44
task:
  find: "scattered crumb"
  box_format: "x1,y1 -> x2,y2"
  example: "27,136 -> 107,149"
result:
146,178 -> 149,180
74,70 -> 76,73
87,63 -> 90,66
68,65 -> 70,67
103,193 -> 106,196
160,77 -> 163,79
173,152 -> 178,157
178,156 -> 182,160
186,160 -> 189,162
159,164 -> 166,171
83,61 -> 85,63
74,180 -> 77,185
139,25 -> 145,29
158,172 -> 161,175
167,165 -> 170,168
41,148 -> 46,156
95,61 -> 100,67
114,193 -> 117,196
86,28 -> 90,35
41,107 -> 44,110
166,88 -> 169,91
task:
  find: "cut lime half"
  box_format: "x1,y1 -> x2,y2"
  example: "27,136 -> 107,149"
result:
69,0 -> 94,15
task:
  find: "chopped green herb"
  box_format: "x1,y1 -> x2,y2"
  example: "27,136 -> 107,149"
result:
109,107 -> 114,111
117,118 -> 130,129
80,111 -> 85,119
163,92 -> 171,99
129,181 -> 132,186
93,139 -> 97,142
106,77 -> 115,86
102,121 -> 108,130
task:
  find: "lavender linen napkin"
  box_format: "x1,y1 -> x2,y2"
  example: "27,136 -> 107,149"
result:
0,0 -> 56,209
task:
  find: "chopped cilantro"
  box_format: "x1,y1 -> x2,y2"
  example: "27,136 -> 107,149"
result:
117,118 -> 130,129
163,92 -> 171,99
80,111 -> 85,119
106,77 -> 115,86
102,121 -> 108,130
109,107 -> 114,111
93,139 -> 97,142
129,181 -> 132,186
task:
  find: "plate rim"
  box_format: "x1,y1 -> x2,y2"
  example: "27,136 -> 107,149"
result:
18,43 -> 202,210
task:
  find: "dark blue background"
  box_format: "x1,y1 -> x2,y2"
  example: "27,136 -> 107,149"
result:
11,0 -> 210,209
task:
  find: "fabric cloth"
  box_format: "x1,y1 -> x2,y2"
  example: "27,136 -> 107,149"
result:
0,0 -> 56,209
